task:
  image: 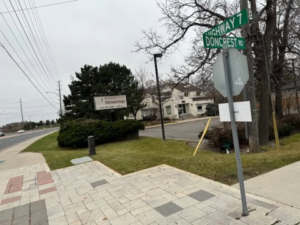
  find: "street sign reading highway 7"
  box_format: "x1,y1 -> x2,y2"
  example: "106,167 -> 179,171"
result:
203,9 -> 249,37
203,36 -> 245,49
213,48 -> 249,97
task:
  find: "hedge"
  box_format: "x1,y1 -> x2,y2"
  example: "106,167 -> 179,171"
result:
200,116 -> 296,148
57,119 -> 145,148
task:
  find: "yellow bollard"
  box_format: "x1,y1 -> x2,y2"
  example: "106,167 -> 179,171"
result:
193,117 -> 212,156
272,112 -> 280,150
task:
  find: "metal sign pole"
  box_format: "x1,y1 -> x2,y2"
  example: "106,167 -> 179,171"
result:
222,48 -> 248,216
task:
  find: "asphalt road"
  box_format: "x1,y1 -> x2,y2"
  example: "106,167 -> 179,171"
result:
139,117 -> 220,141
0,128 -> 59,151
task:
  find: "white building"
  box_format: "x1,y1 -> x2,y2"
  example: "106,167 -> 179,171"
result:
135,83 -> 213,120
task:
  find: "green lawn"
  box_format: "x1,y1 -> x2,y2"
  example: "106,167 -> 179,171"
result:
23,132 -> 300,185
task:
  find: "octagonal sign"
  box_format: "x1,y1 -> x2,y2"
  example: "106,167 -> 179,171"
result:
213,48 -> 249,97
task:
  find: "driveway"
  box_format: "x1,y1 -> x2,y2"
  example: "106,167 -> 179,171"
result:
139,117 -> 220,141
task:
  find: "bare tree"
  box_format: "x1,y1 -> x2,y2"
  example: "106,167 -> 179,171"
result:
136,0 -> 299,148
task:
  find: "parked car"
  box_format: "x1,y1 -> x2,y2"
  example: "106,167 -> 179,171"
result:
17,130 -> 25,134
0,132 -> 5,137
142,115 -> 157,121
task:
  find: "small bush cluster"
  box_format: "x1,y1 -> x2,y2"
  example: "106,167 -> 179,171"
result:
57,119 -> 145,148
199,123 -> 248,147
200,115 -> 298,148
205,103 -> 219,116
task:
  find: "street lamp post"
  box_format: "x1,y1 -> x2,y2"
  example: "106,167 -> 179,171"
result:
154,53 -> 166,141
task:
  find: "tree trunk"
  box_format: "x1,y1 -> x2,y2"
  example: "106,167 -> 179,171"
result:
254,0 -> 276,146
258,58 -> 271,146
274,0 -> 292,118
240,0 -> 260,152
275,83 -> 284,118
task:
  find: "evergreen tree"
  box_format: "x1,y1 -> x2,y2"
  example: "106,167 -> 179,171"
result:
63,62 -> 144,121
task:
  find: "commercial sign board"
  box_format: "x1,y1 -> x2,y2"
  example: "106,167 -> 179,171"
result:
203,36 -> 245,49
219,101 -> 252,122
94,95 -> 127,110
203,9 -> 249,37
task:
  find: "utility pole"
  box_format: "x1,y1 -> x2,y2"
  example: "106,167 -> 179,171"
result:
239,0 -> 260,152
292,59 -> 299,116
20,98 -> 24,123
58,81 -> 62,116
154,53 -> 166,141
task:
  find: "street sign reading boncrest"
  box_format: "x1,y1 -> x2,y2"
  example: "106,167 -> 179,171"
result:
203,9 -> 249,37
203,36 -> 245,49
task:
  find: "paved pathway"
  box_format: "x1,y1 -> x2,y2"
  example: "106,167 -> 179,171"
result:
233,161 -> 300,209
0,132 -> 57,171
0,161 -> 300,225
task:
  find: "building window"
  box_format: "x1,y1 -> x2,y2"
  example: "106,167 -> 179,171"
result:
197,105 -> 203,112
142,109 -> 155,116
196,92 -> 201,96
184,92 -> 189,97
166,106 -> 171,115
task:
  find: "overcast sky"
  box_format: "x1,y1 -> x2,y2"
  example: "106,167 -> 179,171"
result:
0,0 -> 190,126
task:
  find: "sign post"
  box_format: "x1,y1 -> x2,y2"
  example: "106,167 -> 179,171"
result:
222,48 -> 248,216
204,9 -> 250,216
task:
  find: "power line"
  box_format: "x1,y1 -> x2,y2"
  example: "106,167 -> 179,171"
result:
20,0 -> 58,84
0,42 -> 58,110
0,27 -> 56,102
0,29 -> 56,104
3,108 -> 57,114
30,0 -> 62,81
1,0 -> 57,92
2,104 -> 59,110
14,0 -> 57,85
0,0 -> 78,14
7,0 -> 56,89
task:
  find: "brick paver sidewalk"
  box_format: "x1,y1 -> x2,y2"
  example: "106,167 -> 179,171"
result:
0,161 -> 299,225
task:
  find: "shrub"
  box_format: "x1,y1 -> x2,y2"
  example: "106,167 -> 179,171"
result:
57,119 -> 145,148
201,116 -> 295,148
205,103 -> 219,116
199,123 -> 248,148
280,115 -> 300,130
269,121 -> 294,140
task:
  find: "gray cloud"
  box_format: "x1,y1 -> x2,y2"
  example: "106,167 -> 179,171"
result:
0,0 -> 188,126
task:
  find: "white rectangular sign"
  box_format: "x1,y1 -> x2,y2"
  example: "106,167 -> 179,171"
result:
219,101 -> 252,122
94,95 -> 127,110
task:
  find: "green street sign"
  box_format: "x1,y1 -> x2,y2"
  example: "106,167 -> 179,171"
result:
203,9 -> 249,37
203,36 -> 246,49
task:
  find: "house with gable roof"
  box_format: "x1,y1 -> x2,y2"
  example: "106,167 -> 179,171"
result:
133,82 -> 214,120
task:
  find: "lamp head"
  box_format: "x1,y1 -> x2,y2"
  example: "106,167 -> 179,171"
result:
154,53 -> 163,58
